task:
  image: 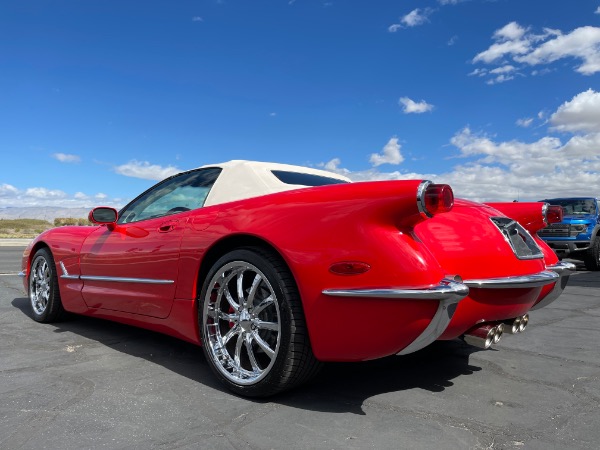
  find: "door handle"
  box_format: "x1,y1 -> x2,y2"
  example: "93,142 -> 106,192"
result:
158,220 -> 178,233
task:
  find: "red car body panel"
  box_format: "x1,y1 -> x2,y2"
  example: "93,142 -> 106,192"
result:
21,177 -> 571,362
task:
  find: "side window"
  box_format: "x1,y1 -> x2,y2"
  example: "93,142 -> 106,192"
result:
118,168 -> 221,224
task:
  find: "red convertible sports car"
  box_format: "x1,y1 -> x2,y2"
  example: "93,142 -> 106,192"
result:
20,160 -> 574,397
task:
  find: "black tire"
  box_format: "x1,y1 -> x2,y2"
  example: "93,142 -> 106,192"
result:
198,247 -> 321,397
584,238 -> 600,271
28,248 -> 65,322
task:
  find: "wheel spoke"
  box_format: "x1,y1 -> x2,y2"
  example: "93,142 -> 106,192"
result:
221,326 -> 239,346
244,335 -> 261,372
236,271 -> 246,307
234,333 -> 244,367
246,273 -> 262,308
221,270 -> 241,310
252,295 -> 274,316
254,319 -> 279,331
251,330 -> 276,359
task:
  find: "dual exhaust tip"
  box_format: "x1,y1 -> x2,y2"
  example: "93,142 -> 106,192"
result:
463,314 -> 529,349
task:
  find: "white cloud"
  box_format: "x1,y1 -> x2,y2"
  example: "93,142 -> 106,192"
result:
0,184 -> 19,197
399,97 -> 434,114
490,65 -> 516,74
468,68 -> 487,77
516,26 -> 600,75
473,22 -> 531,64
52,153 -> 81,163
486,74 -> 514,85
550,88 -> 600,133
369,137 -> 404,167
447,35 -> 458,46
322,89 -> 600,201
494,21 -> 528,41
0,184 -> 124,208
389,8 -> 434,31
595,6 -> 600,14
192,16 -> 203,22
402,8 -> 433,27
25,187 -> 68,199
473,22 -> 600,82
114,160 -> 181,180
516,117 -> 534,127
438,0 -> 462,4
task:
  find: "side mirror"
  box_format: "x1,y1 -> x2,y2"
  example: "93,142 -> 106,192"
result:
89,207 -> 118,230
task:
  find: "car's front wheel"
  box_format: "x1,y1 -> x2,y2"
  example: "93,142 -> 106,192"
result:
199,247 -> 321,397
584,237 -> 600,271
28,248 -> 65,322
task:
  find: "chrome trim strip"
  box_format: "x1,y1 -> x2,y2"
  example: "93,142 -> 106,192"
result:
464,270 -> 559,289
59,261 -> 80,280
80,275 -> 175,284
546,261 -> 576,276
397,295 -> 462,356
530,262 -> 576,311
322,278 -> 469,301
323,278 -> 469,356
18,271 -> 26,278
541,202 -> 549,226
416,180 -> 433,219
58,260 -> 174,284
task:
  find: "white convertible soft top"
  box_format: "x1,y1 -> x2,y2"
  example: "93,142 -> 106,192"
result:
201,160 -> 351,207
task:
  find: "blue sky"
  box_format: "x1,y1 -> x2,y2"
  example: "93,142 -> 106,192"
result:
2,0 -> 600,209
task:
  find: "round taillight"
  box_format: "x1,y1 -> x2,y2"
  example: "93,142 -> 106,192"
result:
545,205 -> 563,224
418,181 -> 454,217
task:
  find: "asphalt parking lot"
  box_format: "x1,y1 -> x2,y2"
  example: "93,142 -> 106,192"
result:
1,244 -> 599,450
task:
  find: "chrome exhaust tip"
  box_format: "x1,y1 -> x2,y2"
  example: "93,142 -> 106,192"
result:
503,316 -> 521,334
519,313 -> 529,333
503,314 -> 529,334
464,324 -> 504,349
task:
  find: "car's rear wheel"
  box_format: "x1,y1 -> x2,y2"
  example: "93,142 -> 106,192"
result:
29,248 -> 65,322
584,238 -> 600,271
199,247 -> 321,397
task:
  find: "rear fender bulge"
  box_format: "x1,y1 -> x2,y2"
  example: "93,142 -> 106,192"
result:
414,202 -> 548,280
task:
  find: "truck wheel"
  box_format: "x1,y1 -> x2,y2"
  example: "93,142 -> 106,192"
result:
583,238 -> 600,271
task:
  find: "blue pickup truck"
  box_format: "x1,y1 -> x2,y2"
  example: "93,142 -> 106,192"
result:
537,197 -> 600,270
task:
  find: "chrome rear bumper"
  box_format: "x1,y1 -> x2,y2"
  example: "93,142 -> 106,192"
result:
463,270 -> 558,289
530,262 -> 576,310
322,269 -> 562,356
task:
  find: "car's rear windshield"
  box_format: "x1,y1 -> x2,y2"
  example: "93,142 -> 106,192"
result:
271,170 -> 349,187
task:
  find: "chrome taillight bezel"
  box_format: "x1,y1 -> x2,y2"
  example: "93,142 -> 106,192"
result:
417,180 -> 454,219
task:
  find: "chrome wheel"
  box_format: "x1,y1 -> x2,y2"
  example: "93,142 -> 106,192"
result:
28,248 -> 65,323
203,261 -> 281,386
30,254 -> 51,315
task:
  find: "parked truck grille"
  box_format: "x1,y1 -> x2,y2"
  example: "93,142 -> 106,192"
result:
538,223 -> 570,238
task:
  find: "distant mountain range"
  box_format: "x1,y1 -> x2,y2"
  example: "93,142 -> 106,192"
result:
0,207 -> 92,222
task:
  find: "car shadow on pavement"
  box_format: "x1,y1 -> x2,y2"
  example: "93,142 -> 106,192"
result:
11,296 -> 484,414
282,341 -> 484,415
